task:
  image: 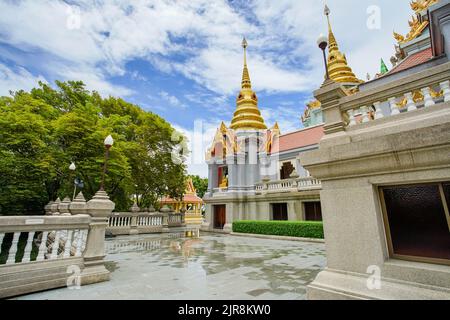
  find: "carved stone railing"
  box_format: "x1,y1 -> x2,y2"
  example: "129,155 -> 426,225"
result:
107,212 -> 164,236
0,215 -> 90,266
0,190 -> 113,298
255,177 -> 322,194
168,213 -> 184,227
334,62 -> 450,129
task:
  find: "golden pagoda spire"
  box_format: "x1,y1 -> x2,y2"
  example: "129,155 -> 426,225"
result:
324,5 -> 362,84
230,38 -> 267,131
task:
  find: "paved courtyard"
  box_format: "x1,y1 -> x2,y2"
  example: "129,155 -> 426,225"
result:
15,233 -> 326,300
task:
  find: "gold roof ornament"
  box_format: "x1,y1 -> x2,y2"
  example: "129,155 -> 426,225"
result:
394,1 -> 439,44
410,0 -> 439,12
230,38 -> 267,131
324,5 -> 363,84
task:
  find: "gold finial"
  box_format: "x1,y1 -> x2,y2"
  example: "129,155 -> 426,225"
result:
241,37 -> 251,89
323,4 -> 362,84
229,38 -> 267,131
220,121 -> 227,134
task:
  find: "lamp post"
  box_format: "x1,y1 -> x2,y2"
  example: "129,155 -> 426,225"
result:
100,135 -> 114,191
69,162 -> 77,200
317,33 -> 329,80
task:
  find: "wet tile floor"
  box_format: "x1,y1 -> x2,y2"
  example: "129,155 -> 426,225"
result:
15,233 -> 326,300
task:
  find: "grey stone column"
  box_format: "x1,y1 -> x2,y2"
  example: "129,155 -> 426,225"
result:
226,154 -> 236,190
80,190 -> 114,285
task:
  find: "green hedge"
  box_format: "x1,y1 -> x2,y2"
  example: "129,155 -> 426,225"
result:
232,220 -> 324,239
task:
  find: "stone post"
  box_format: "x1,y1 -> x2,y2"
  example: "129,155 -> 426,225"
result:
50,198 -> 61,215
44,201 -> 54,215
59,197 -> 71,216
130,203 -> 140,235
79,189 -> 114,285
160,205 -> 171,232
69,192 -> 87,215
314,80 -> 349,147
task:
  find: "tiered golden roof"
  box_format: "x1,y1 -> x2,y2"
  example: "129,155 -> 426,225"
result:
394,0 -> 440,44
229,38 -> 267,131
325,5 -> 363,84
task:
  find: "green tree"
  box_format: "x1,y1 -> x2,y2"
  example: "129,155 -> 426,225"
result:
189,175 -> 208,198
0,81 -> 188,214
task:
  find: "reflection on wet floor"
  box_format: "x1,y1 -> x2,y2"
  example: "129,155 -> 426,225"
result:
16,233 -> 326,300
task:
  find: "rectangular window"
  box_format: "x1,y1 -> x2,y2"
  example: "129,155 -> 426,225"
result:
271,203 -> 288,221
380,183 -> 450,265
304,202 -> 322,221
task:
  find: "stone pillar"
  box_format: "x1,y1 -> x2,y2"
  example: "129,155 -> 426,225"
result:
287,201 -> 296,221
226,154 -> 236,190
59,197 -> 71,216
160,205 -> 171,232
69,192 -> 87,215
130,203 -> 139,235
80,190 -> 114,285
314,80 -> 349,147
44,201 -> 54,215
50,198 -> 61,215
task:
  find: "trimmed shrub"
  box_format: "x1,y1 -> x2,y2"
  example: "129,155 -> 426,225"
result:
232,220 -> 324,239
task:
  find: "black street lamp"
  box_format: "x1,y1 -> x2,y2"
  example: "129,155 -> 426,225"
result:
317,33 -> 330,80
100,135 -> 114,191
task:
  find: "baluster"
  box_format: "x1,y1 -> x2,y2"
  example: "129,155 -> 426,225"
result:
361,106 -> 370,123
75,229 -> 83,256
0,233 -> 4,255
63,230 -> 73,258
405,92 -> 417,112
36,231 -> 49,261
373,102 -> 384,119
388,97 -> 400,115
346,109 -> 356,126
50,230 -> 60,259
6,232 -> 20,264
440,80 -> 450,102
421,87 -> 435,107
81,229 -> 87,253
22,231 -> 36,263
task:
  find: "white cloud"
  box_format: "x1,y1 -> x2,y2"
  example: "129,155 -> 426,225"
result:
0,63 -> 47,96
159,91 -> 186,108
0,0 -> 415,108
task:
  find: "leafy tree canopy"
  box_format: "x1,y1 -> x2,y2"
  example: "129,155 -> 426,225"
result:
189,175 -> 208,199
0,81 -> 188,215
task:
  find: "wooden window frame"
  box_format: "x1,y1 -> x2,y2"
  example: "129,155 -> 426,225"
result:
379,182 -> 450,266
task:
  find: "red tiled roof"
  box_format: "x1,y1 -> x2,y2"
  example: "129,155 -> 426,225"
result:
278,125 -> 324,153
388,47 -> 433,75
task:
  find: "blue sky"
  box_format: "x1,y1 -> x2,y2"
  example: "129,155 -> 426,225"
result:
0,0 -> 414,176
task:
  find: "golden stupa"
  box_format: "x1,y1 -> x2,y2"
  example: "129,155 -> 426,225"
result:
230,38 -> 267,131
325,5 -> 363,84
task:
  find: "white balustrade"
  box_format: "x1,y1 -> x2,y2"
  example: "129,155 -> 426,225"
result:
0,215 -> 90,266
22,231 -> 35,263
374,102 -> 384,119
340,67 -> 450,128
36,231 -> 49,261
440,80 -> 450,102
421,87 -> 435,107
6,232 -> 20,264
361,106 -> 370,123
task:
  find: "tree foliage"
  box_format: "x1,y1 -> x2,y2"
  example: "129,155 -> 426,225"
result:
189,175 -> 208,198
0,81 -> 187,215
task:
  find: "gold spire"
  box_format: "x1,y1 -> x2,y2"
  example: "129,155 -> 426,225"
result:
324,5 -> 362,84
230,38 -> 267,131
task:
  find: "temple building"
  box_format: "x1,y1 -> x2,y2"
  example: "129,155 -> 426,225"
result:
302,0 -> 450,300
160,178 -> 203,225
